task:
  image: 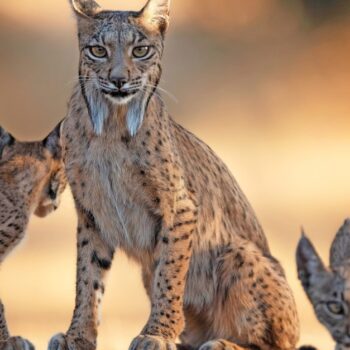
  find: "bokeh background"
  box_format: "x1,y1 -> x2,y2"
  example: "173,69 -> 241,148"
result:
1,0 -> 350,349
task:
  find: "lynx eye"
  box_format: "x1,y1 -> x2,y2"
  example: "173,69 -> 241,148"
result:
132,46 -> 150,59
327,301 -> 344,315
89,46 -> 107,59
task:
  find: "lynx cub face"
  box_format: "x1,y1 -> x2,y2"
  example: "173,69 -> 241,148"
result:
0,124 -> 66,218
297,220 -> 350,350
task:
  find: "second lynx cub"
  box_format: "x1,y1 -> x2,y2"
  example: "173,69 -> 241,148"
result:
297,219 -> 350,350
0,123 -> 66,350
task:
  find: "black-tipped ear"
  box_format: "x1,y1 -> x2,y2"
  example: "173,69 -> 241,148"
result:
140,0 -> 170,34
330,219 -> 350,270
296,233 -> 326,291
70,0 -> 100,17
0,126 -> 15,158
43,121 -> 64,159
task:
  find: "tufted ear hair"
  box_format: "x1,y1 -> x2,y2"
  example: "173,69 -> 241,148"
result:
296,232 -> 327,291
330,219 -> 350,271
69,0 -> 101,18
0,126 -> 15,158
140,0 -> 170,34
42,121 -> 64,159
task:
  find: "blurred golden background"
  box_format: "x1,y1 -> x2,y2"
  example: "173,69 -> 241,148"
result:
1,0 -> 350,349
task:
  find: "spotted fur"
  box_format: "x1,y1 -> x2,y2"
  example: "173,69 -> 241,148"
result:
297,219 -> 350,350
48,1 -> 300,349
0,123 -> 66,350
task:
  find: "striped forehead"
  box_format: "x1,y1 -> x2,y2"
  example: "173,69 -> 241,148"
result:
93,12 -> 149,46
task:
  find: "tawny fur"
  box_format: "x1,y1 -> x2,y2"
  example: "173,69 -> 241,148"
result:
297,220 -> 350,350
0,124 -> 66,350
48,1 -> 300,350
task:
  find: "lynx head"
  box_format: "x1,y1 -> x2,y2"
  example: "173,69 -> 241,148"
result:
70,0 -> 170,136
34,123 -> 67,217
296,220 -> 350,350
0,123 -> 67,217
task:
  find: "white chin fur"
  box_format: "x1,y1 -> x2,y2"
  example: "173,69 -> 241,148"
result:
105,93 -> 136,105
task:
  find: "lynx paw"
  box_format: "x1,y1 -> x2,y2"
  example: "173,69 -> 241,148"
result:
0,337 -> 35,350
199,340 -> 239,350
48,333 -> 95,350
129,335 -> 176,350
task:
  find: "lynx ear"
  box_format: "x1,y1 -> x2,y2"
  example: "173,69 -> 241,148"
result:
330,219 -> 350,270
70,0 -> 100,17
140,0 -> 170,34
0,126 -> 15,158
43,121 -> 64,159
296,233 -> 327,291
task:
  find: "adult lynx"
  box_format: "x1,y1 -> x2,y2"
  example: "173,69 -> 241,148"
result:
48,1 -> 299,349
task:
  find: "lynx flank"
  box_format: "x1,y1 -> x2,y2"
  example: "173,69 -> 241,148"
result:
0,123 -> 66,350
297,220 -> 350,350
48,1 -> 300,349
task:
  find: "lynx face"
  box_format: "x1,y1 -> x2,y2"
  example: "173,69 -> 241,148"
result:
297,220 -> 350,349
0,123 -> 67,217
71,0 -> 169,135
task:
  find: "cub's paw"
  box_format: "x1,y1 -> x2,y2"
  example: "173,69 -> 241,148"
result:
48,333 -> 95,350
129,335 -> 176,350
199,340 -> 237,350
0,336 -> 35,350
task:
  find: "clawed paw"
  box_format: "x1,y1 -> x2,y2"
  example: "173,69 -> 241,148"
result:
47,333 -> 95,350
129,335 -> 176,350
0,337 -> 35,350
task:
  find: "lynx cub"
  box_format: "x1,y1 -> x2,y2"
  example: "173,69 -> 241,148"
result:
0,123 -> 66,350
48,1 -> 299,349
297,219 -> 350,350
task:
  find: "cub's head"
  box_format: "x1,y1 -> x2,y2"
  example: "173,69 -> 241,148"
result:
0,123 -> 67,218
297,220 -> 350,349
70,0 -> 170,135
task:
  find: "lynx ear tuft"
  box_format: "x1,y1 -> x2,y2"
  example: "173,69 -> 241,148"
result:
70,0 -> 101,17
43,121 -> 64,159
0,126 -> 15,158
296,233 -> 326,291
330,219 -> 350,270
140,0 -> 170,34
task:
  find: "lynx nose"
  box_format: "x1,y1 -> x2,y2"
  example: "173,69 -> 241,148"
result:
111,77 -> 128,90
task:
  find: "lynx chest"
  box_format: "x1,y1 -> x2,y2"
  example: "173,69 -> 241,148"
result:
64,124 -> 161,258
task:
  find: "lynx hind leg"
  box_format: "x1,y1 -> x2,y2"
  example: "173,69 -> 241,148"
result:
210,242 -> 299,350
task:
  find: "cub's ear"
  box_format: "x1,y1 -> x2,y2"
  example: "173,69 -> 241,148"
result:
330,219 -> 350,270
69,0 -> 100,17
0,126 -> 15,158
139,0 -> 170,34
43,121 -> 64,159
296,232 -> 326,291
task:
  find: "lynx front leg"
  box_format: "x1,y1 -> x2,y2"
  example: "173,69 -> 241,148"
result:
48,208 -> 114,350
0,302 -> 9,341
130,198 -> 197,350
